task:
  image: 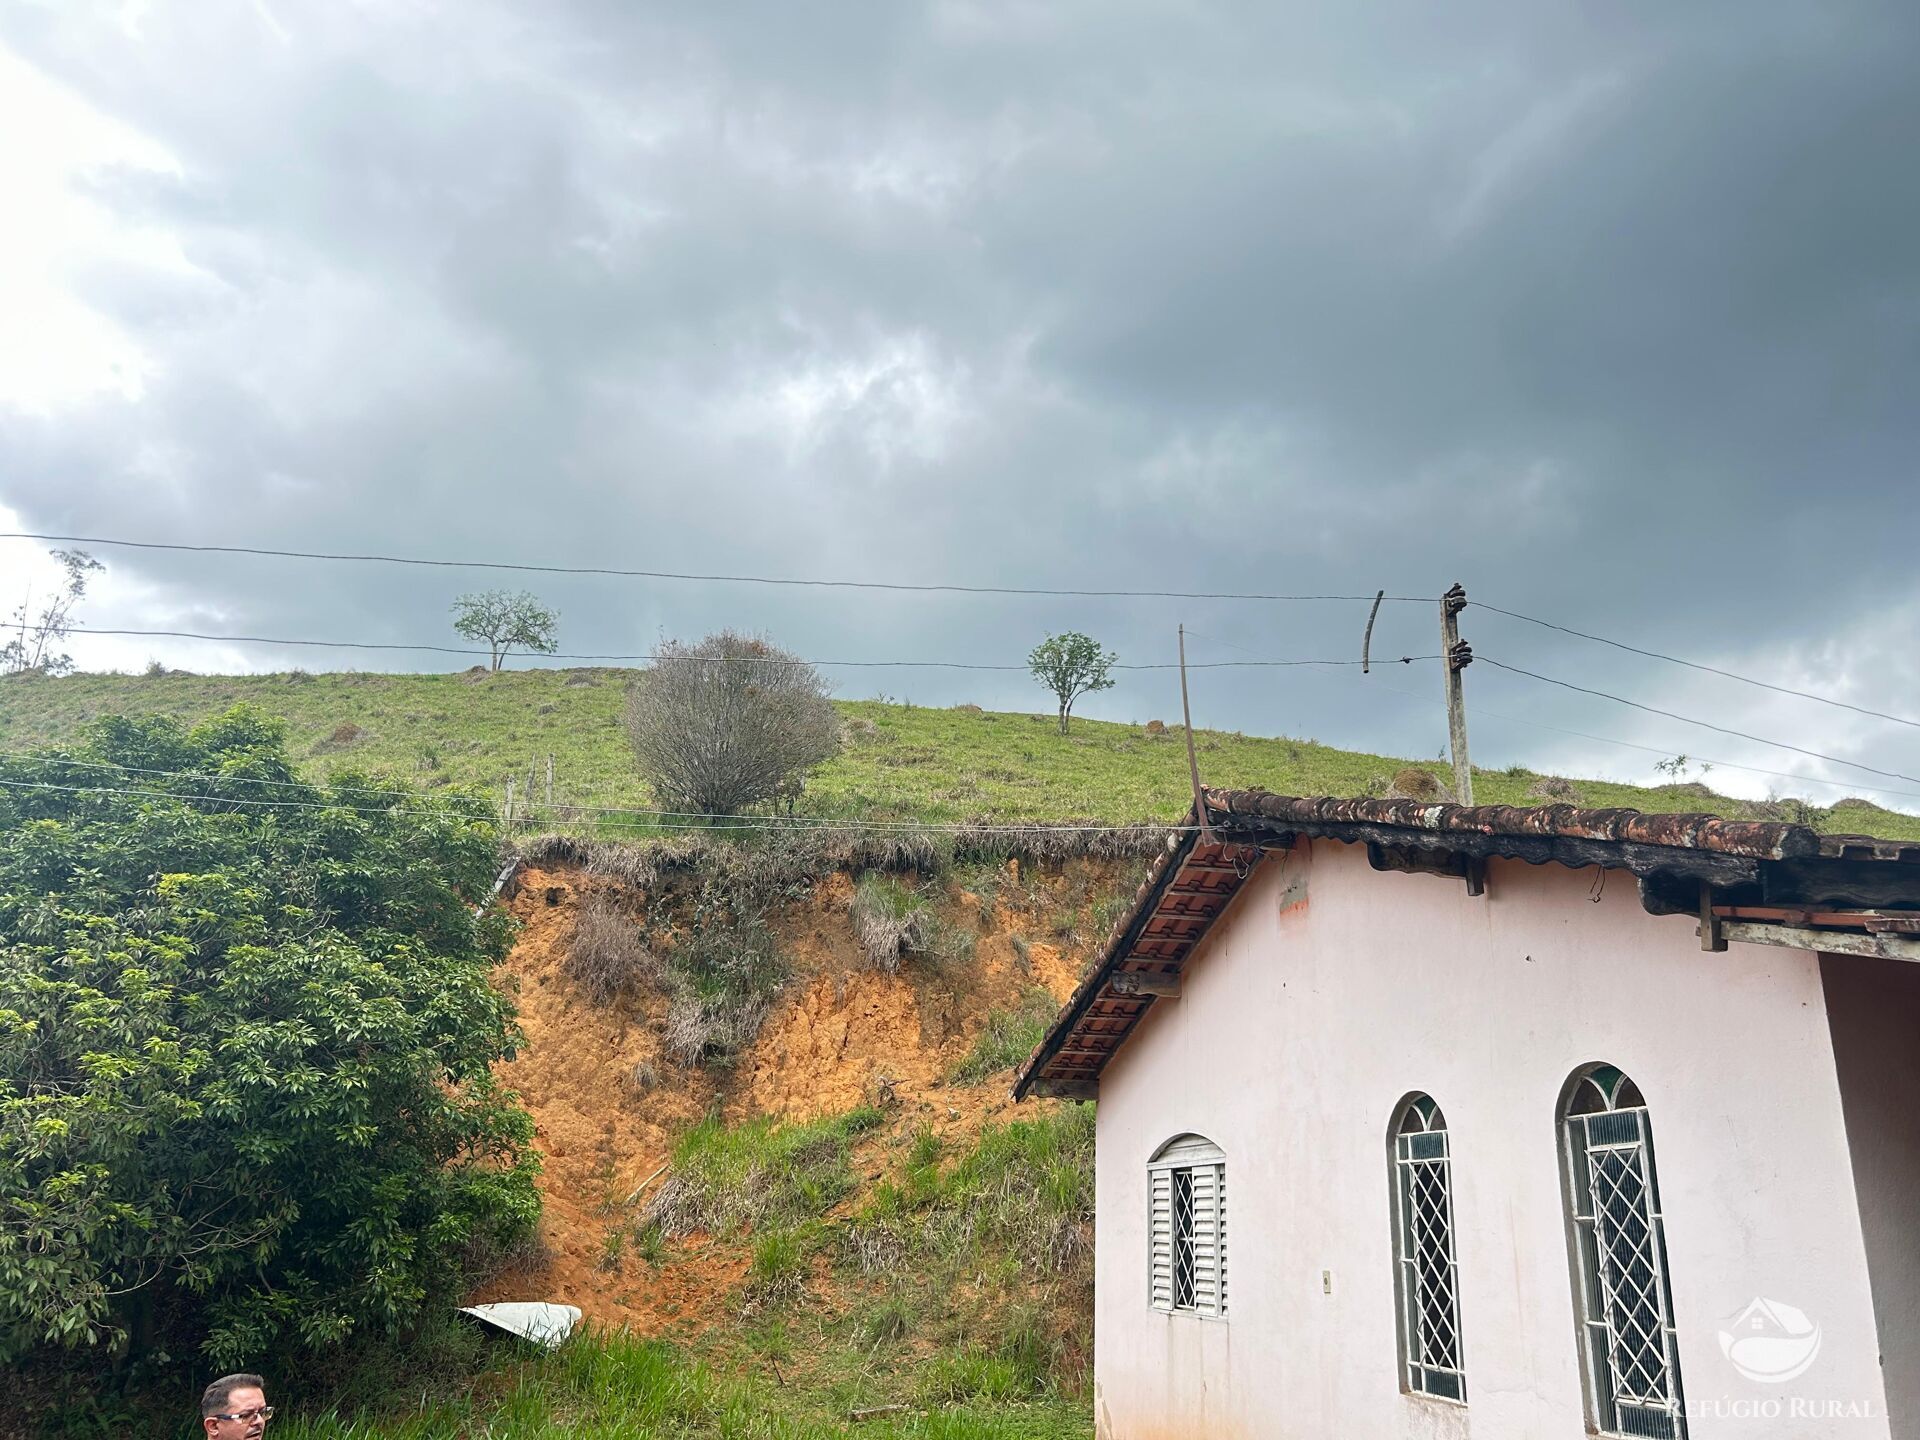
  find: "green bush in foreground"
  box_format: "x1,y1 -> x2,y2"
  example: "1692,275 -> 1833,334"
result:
0,707 -> 539,1372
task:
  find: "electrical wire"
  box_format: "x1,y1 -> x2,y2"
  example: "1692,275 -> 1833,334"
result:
3,532 -> 1432,605
0,751 -> 1187,828
1476,601 -> 1920,731
0,771 -> 1201,835
67,625 -> 1433,671
1478,657 -> 1920,788
1377,668 -> 1920,805
1184,629 -> 1920,805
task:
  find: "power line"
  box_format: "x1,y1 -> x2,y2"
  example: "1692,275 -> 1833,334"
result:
0,751 -> 1184,828
1476,601 -> 1920,731
4,532 -> 1432,606
1479,657 -> 1920,788
1187,629 -> 1920,805
68,625 -> 1433,672
1376,669 -> 1920,805
0,770 -> 1202,835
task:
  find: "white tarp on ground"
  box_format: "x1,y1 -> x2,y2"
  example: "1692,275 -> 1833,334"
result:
457,1301 -> 582,1348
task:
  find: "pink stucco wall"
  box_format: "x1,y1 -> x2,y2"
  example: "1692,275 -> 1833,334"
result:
1092,837 -> 1893,1439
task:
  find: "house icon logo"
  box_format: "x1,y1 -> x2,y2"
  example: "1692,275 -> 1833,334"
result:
1718,1298 -> 1822,1384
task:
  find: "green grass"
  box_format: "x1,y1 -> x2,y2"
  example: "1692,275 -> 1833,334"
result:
950,989 -> 1061,1086
21,1110 -> 1095,1440
259,1328 -> 1091,1440
644,1107 -> 887,1238
2,667 -> 1910,837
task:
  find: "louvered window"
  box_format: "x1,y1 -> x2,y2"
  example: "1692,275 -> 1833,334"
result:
1148,1135 -> 1226,1318
1392,1095 -> 1465,1402
1562,1066 -> 1688,1440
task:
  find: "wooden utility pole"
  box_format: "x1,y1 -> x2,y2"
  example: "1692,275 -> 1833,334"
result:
1439,583 -> 1473,805
1178,624 -> 1213,841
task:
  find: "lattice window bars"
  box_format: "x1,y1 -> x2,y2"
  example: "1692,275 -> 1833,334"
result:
1393,1095 -> 1466,1402
1149,1134 -> 1227,1318
1563,1066 -> 1688,1440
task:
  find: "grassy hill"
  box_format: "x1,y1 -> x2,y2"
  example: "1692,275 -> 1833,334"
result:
8,667 -> 1915,1438
2,665 -> 1914,839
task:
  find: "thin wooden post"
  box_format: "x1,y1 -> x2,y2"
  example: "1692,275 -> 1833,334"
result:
1179,625 -> 1213,841
505,776 -> 516,828
545,753 -> 555,807
1698,879 -> 1727,952
1439,583 -> 1473,805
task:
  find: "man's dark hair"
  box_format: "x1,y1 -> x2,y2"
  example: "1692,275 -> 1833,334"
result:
200,1374 -> 267,1418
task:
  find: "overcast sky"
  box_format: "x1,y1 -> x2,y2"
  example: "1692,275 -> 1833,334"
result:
1,1 -> 1916,809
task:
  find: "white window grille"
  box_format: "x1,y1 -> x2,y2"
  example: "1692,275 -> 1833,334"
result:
1148,1134 -> 1227,1318
1561,1065 -> 1688,1440
1392,1094 -> 1465,1402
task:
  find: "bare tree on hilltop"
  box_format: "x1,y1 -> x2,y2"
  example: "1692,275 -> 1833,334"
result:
451,589 -> 560,671
2,548 -> 103,677
625,630 -> 842,817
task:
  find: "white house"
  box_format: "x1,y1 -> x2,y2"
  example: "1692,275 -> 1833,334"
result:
1015,789 -> 1920,1440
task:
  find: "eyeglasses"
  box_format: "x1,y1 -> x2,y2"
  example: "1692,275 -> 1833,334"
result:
211,1407 -> 274,1424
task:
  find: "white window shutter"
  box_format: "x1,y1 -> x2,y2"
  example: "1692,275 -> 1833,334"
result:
1215,1163 -> 1228,1316
1148,1135 -> 1227,1319
1191,1164 -> 1221,1316
1149,1168 -> 1173,1311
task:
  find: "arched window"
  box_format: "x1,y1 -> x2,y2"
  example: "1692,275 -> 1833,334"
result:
1148,1134 -> 1226,1318
1391,1094 -> 1464,1401
1561,1065 -> 1688,1439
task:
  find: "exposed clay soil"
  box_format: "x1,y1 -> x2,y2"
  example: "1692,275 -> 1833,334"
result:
470,858 -> 1122,1339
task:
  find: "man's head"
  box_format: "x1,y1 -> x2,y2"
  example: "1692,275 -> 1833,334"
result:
200,1374 -> 270,1439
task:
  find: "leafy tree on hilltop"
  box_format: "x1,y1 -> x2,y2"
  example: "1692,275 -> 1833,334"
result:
451,589 -> 560,670
1028,632 -> 1118,733
0,707 -> 537,1371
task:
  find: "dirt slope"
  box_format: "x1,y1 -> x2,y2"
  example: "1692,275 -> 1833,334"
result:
472,857 -> 1113,1336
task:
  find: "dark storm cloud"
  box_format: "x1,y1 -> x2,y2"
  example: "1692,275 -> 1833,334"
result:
1,0 -> 1915,805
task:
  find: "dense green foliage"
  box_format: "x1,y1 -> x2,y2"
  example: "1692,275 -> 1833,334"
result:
2,667 -> 1910,838
0,707 -> 538,1373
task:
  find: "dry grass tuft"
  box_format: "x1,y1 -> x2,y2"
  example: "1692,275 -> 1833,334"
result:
564,893 -> 660,1003
516,821 -> 1168,897
663,988 -> 774,1067
1387,766 -> 1451,802
1527,775 -> 1581,804
850,873 -> 932,972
